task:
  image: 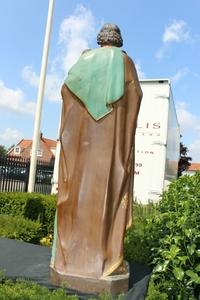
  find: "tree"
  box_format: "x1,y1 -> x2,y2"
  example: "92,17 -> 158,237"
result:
178,141 -> 192,177
0,145 -> 7,158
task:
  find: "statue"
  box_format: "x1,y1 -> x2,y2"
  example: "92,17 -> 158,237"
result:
50,24 -> 142,293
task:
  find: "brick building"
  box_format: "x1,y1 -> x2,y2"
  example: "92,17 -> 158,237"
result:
7,134 -> 57,164
182,163 -> 200,176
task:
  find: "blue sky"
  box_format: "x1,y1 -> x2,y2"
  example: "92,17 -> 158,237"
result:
0,0 -> 200,161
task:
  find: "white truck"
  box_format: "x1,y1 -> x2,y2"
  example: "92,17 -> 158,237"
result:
134,79 -> 180,204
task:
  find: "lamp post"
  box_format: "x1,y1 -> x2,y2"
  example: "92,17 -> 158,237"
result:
28,0 -> 55,192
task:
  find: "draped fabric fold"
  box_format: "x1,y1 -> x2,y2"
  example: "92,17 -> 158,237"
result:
65,47 -> 124,120
50,48 -> 142,279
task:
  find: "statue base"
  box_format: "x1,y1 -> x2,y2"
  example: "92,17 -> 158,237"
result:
49,266 -> 129,295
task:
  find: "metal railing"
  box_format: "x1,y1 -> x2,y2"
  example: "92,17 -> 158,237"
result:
0,156 -> 54,194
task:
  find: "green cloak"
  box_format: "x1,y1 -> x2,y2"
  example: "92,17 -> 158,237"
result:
65,46 -> 125,120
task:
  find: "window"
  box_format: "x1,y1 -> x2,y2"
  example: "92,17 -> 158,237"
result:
14,146 -> 20,154
37,149 -> 43,157
30,148 -> 43,157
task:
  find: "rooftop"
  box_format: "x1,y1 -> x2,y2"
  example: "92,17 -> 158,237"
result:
188,163 -> 200,171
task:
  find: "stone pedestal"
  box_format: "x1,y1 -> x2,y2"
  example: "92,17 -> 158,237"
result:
49,267 -> 129,295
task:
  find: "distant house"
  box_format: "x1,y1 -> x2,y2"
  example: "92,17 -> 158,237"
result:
7,134 -> 57,164
182,163 -> 200,176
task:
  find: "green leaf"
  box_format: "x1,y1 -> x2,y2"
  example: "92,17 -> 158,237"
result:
185,270 -> 200,284
195,264 -> 200,272
173,235 -> 181,244
177,256 -> 188,264
187,244 -> 196,255
165,245 -> 180,260
196,249 -> 200,257
153,263 -> 164,273
184,229 -> 192,238
177,216 -> 187,226
173,267 -> 184,281
153,260 -> 169,273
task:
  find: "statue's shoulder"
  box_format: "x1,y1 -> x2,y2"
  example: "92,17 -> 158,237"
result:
122,51 -> 143,98
123,51 -> 135,66
81,49 -> 92,55
121,50 -> 134,64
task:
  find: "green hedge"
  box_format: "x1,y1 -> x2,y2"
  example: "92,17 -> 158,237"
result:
145,280 -> 168,300
145,173 -> 200,299
0,273 -> 124,300
124,203 -> 156,265
125,173 -> 200,298
0,214 -> 42,244
41,194 -> 56,234
0,192 -> 56,235
2,173 -> 200,299
0,278 -> 78,300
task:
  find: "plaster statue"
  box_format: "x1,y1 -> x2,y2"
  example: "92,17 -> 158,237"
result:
50,23 -> 142,280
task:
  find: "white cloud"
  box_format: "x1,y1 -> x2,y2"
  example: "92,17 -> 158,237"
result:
45,73 -> 62,101
135,62 -> 146,79
21,5 -> 98,102
189,139 -> 200,162
0,80 -> 35,115
0,128 -> 23,143
176,101 -> 200,161
163,20 -> 190,43
21,66 -> 62,101
21,66 -> 39,86
155,46 -> 169,60
171,67 -> 189,83
156,20 -> 190,60
58,4 -> 97,71
176,101 -> 200,133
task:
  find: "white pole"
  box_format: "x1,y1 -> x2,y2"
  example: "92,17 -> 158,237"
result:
51,102 -> 62,194
28,0 -> 55,192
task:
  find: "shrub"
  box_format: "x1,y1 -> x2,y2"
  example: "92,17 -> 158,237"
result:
124,203 -> 156,264
0,192 -> 56,235
95,292 -> 125,300
146,173 -> 200,299
0,273 -> 123,300
0,192 -> 43,219
145,280 -> 168,300
125,174 -> 200,298
0,278 -> 78,300
40,233 -> 53,247
40,194 -> 56,234
0,214 -> 42,244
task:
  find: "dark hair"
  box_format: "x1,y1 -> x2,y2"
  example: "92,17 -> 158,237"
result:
97,23 -> 123,47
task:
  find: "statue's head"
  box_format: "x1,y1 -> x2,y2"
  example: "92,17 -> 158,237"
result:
97,24 -> 123,47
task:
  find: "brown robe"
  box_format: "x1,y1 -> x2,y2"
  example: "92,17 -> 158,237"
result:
51,53 -> 142,279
